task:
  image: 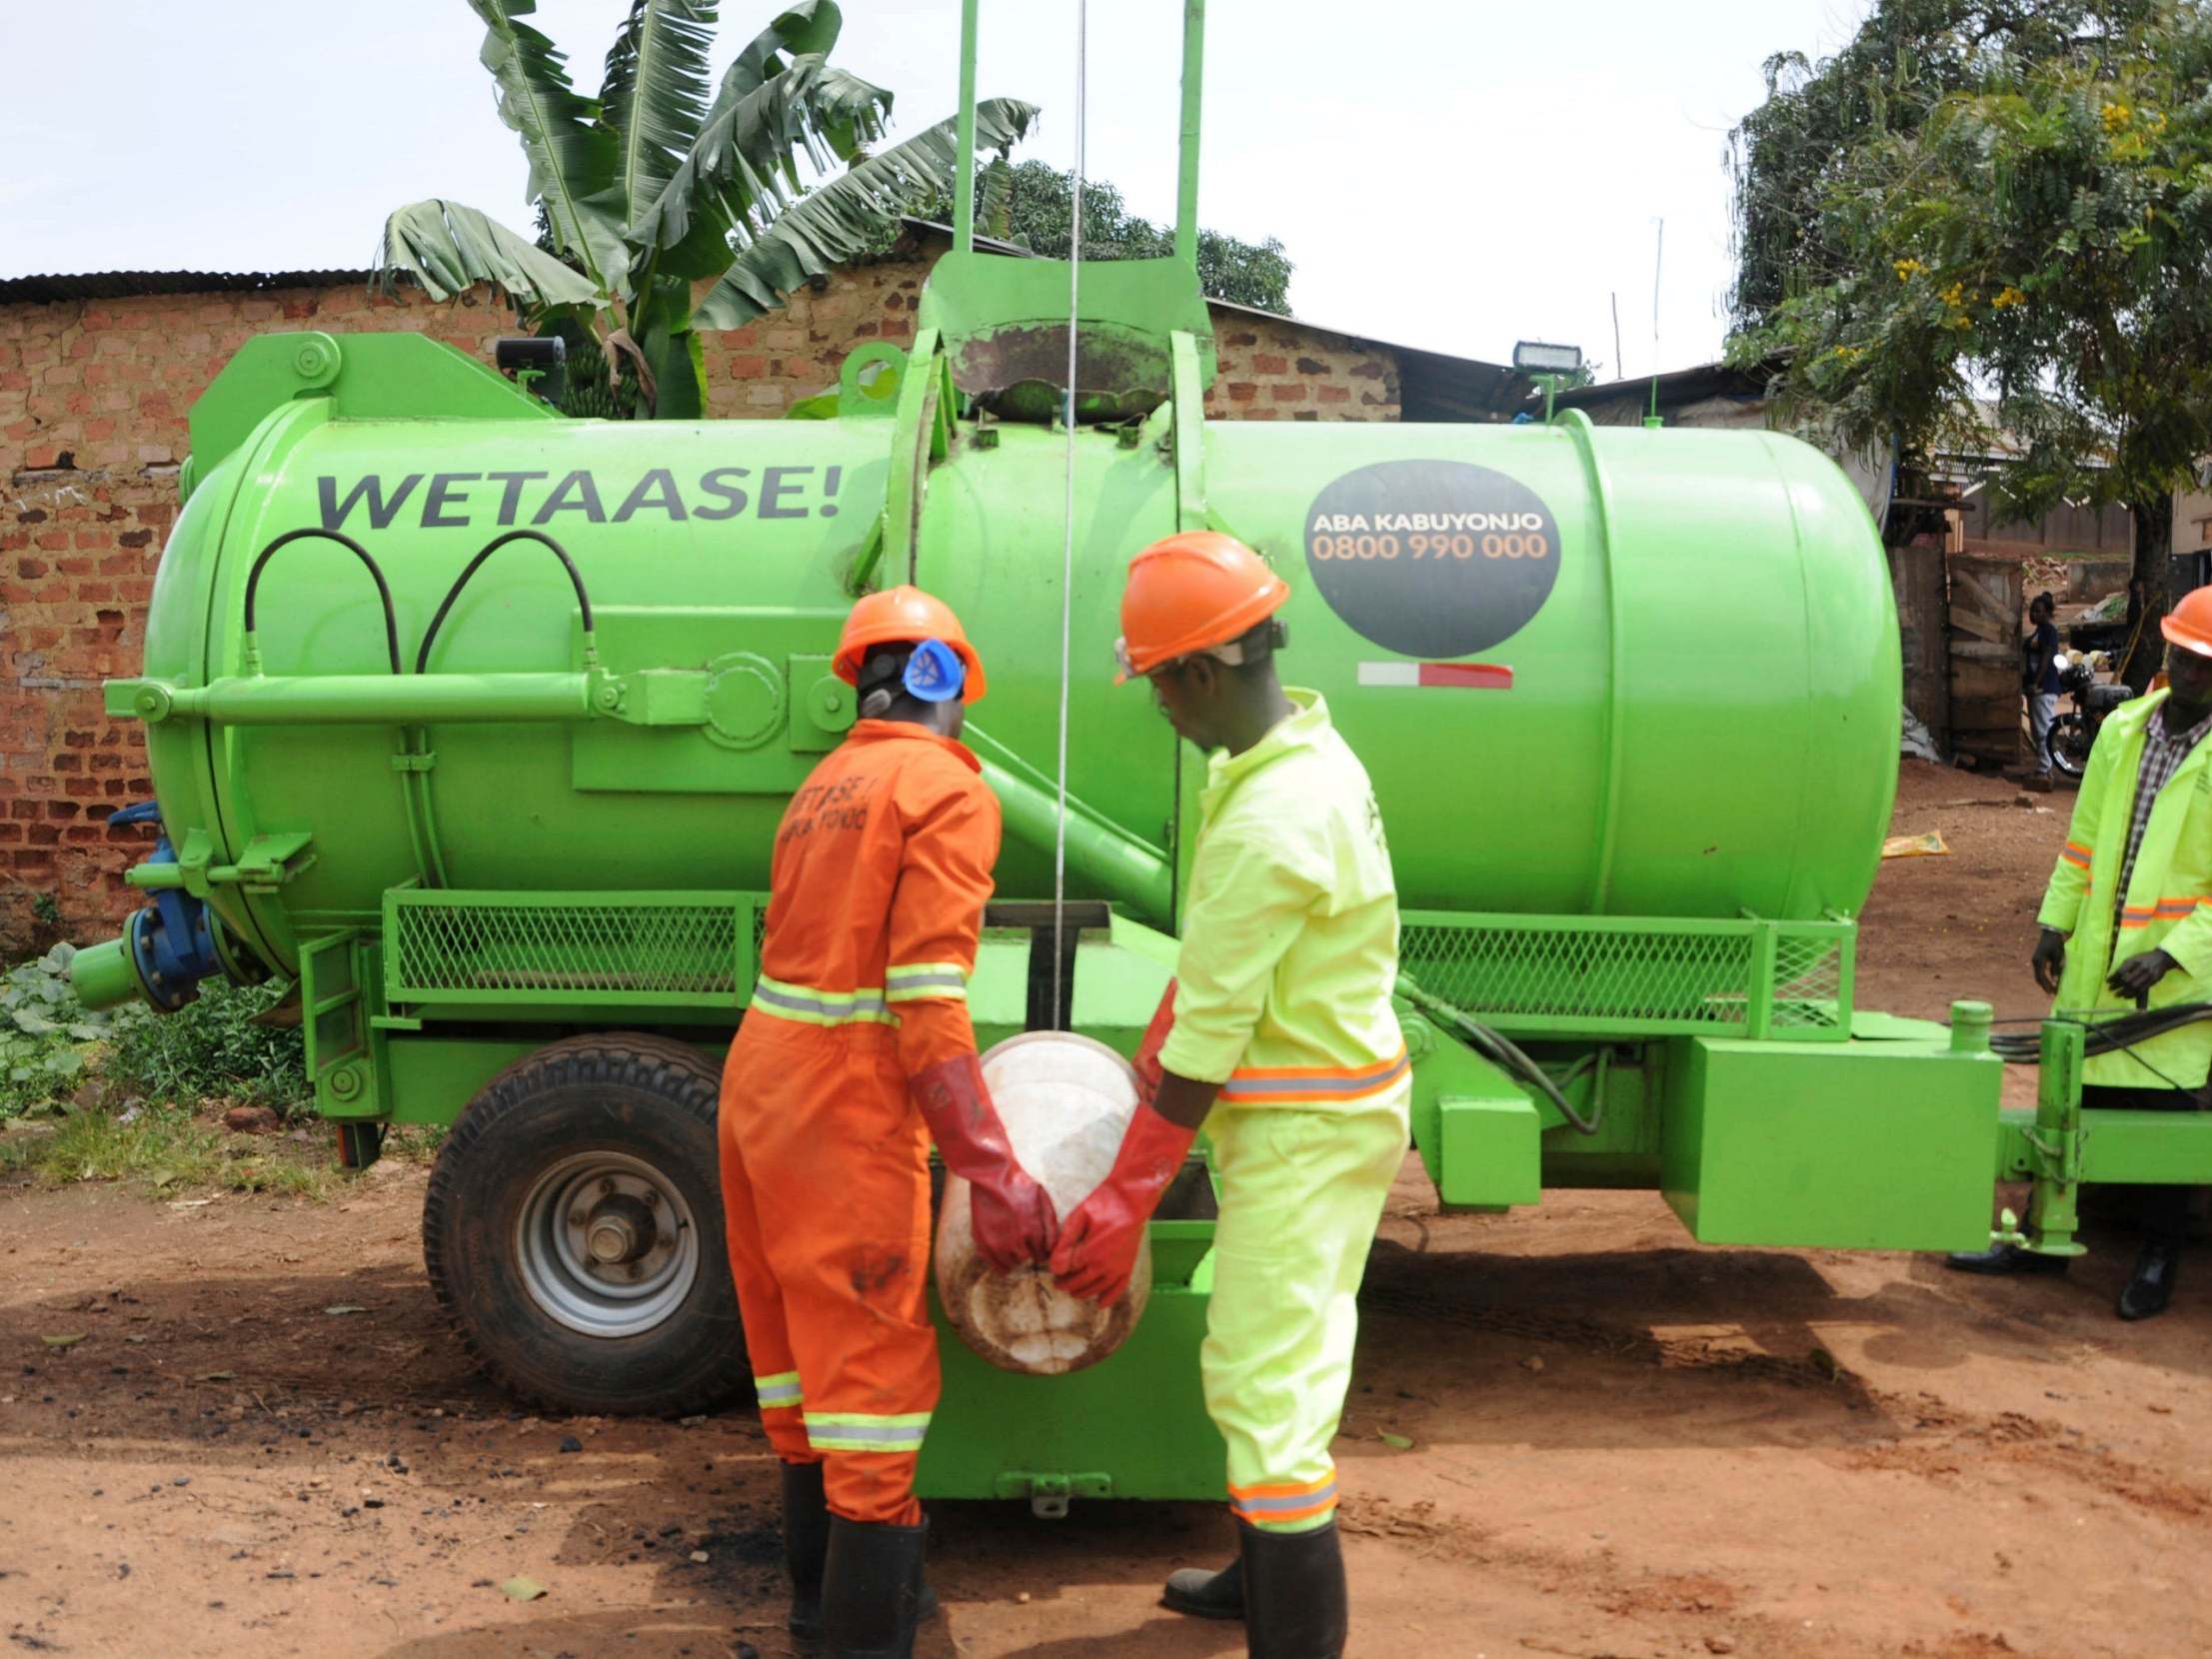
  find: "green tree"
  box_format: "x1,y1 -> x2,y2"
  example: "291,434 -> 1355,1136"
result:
1728,0 -> 2212,692
954,159 -> 1293,314
375,0 -> 1036,419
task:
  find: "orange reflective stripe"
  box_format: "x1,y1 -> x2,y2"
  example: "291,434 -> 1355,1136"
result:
1227,1473 -> 1336,1499
2119,897 -> 2204,928
1234,1493 -> 1340,1525
1227,1470 -> 1340,1524
2061,841 -> 2092,868
1218,1050 -> 1410,1104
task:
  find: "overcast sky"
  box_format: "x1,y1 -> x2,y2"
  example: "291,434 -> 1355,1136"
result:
3,0 -> 1870,376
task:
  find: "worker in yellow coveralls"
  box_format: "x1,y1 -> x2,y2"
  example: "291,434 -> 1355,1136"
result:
1052,532 -> 1409,1659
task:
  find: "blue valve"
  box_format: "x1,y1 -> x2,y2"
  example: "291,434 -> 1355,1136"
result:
109,802 -> 223,1010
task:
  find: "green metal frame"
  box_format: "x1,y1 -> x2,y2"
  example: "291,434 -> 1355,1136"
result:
1659,1031 -> 2001,1250
921,1222 -> 1222,1512
1984,1019 -> 2212,1259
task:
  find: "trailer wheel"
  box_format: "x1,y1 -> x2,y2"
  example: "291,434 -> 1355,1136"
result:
423,1032 -> 746,1416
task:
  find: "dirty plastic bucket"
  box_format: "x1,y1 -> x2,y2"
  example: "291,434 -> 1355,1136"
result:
935,1030 -> 1150,1375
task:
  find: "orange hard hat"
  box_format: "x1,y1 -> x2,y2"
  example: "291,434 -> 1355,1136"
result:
2162,587 -> 2212,660
1115,532 -> 1289,682
833,585 -> 987,702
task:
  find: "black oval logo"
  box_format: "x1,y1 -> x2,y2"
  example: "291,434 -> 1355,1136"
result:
1303,460 -> 1561,658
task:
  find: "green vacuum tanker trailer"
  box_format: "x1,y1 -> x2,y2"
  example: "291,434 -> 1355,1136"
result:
65,0 -> 2077,1514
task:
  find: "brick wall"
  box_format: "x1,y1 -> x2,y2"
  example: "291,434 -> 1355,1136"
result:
1,240 -> 1399,951
1207,318 -> 1397,420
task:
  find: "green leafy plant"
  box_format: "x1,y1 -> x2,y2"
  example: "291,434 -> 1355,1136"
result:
103,980 -> 308,1115
375,0 -> 1037,418
0,945 -> 115,1116
0,947 -> 310,1120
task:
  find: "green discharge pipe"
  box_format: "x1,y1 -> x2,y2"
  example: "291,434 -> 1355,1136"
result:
979,758 -> 1173,927
971,740 -> 1173,927
69,934 -> 142,1012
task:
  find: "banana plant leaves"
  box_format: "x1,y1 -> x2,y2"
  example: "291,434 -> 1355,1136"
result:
700,99 -> 1038,329
375,200 -> 602,311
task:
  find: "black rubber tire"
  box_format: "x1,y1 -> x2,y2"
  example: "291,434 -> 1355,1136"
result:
2046,712 -> 2092,779
422,1031 -> 746,1417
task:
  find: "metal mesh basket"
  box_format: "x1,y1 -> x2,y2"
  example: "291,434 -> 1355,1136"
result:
1398,910 -> 1851,1039
1770,929 -> 1846,1031
387,891 -> 754,1007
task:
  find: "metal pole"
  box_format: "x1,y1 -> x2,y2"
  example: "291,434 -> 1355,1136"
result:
954,0 -> 981,254
1052,0 -> 1089,1029
1173,0 -> 1205,269
151,674 -> 596,726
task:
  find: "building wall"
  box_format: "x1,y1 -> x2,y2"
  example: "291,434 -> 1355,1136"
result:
2175,485 -> 2212,556
0,247 -> 1397,950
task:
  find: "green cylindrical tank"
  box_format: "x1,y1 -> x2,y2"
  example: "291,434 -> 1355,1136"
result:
125,342 -> 1895,982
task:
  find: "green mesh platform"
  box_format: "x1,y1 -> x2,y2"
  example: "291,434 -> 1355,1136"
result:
1398,910 -> 1852,1040
385,890 -> 759,1008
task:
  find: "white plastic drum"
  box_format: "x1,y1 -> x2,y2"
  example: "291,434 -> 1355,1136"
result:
935,1030 -> 1150,1375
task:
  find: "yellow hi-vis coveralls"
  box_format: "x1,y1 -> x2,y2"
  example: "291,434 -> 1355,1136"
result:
1157,690 -> 1408,1534
2039,689 -> 2212,1089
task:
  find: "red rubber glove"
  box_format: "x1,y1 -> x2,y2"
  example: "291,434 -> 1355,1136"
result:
911,1053 -> 1059,1271
1050,1099 -> 1198,1305
1130,979 -> 1177,1106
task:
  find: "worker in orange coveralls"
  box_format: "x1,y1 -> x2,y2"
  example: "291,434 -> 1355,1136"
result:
719,586 -> 1058,1659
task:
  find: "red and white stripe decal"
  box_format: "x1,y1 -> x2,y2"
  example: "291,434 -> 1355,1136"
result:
1356,662 -> 1513,690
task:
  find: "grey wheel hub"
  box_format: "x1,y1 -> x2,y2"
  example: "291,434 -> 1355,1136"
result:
516,1151 -> 701,1338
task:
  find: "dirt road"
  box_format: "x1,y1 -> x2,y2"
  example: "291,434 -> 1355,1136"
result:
7,759 -> 2209,1659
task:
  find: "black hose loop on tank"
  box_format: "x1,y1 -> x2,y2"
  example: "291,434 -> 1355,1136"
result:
415,530 -> 595,676
240,529 -> 403,675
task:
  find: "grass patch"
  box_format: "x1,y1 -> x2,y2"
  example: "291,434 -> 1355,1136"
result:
0,1104 -> 345,1200
386,1123 -> 448,1164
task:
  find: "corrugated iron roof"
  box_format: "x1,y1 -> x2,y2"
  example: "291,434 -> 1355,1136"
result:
1551,358 -> 1778,412
0,269 -> 371,305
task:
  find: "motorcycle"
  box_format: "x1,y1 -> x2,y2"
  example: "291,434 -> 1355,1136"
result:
2043,651 -> 2133,779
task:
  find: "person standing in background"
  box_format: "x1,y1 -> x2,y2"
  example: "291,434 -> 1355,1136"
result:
2024,591 -> 2061,791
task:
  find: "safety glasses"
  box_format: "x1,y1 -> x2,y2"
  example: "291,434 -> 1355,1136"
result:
1111,635 -> 1258,681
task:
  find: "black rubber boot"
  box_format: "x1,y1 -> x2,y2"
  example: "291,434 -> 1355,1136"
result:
823,1514 -> 929,1659
1162,1554 -> 1244,1620
1945,1242 -> 2070,1276
780,1461 -> 831,1642
2118,1242 -> 2181,1320
1240,1517 -> 1347,1659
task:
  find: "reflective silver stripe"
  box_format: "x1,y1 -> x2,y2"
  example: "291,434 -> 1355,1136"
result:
1232,1481 -> 1339,1516
754,1371 -> 804,1408
750,980 -> 891,1023
1218,1054 -> 1411,1099
885,971 -> 968,1002
806,1421 -> 931,1449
